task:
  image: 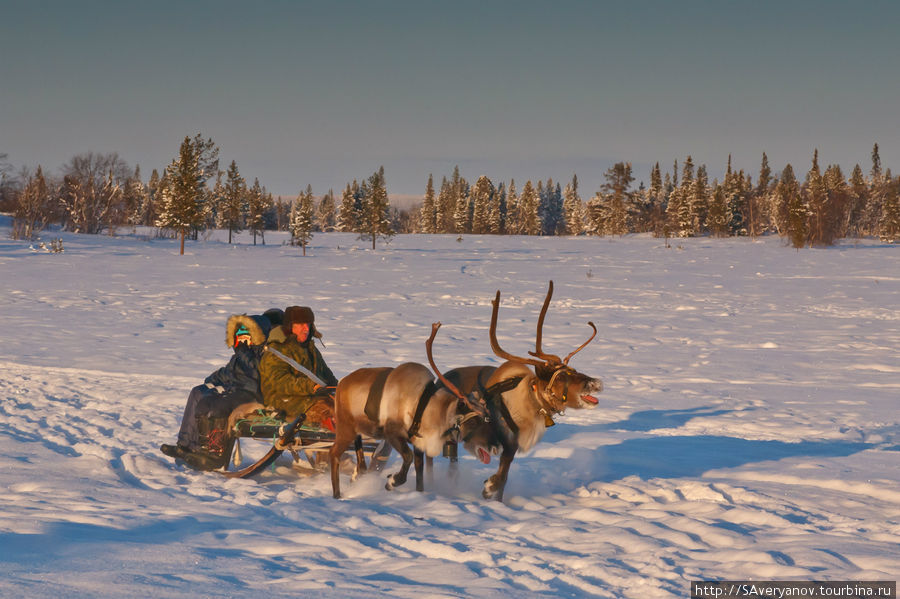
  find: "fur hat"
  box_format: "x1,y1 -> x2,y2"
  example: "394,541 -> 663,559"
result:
283,305 -> 322,339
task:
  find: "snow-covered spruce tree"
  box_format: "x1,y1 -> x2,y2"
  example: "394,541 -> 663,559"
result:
563,174 -> 584,235
774,164 -> 807,248
142,169 -> 161,227
336,183 -> 356,233
538,179 -> 564,236
519,180 -> 542,235
156,137 -> 206,254
488,181 -> 506,234
123,165 -> 147,231
246,178 -> 269,245
505,179 -> 520,234
317,189 -> 336,232
290,185 -> 315,255
218,160 -> 246,244
470,175 -> 494,234
879,177 -> 900,243
692,165 -> 710,236
707,182 -> 729,237
846,164 -> 868,237
435,177 -> 450,234
601,162 -> 635,236
419,174 -> 436,234
749,152 -> 772,237
862,144 -> 888,237
361,166 -> 393,249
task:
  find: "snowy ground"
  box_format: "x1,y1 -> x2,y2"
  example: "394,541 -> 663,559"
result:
1,220 -> 898,598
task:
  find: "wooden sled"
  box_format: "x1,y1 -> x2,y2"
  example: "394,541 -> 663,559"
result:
219,402 -> 391,479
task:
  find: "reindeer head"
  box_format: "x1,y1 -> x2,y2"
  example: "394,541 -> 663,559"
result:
490,281 -> 603,412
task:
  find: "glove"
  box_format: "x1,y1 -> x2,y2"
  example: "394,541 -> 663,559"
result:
313,385 -> 334,397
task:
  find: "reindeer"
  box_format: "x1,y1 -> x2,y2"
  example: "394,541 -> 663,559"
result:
328,324 -> 499,499
476,280 -> 603,501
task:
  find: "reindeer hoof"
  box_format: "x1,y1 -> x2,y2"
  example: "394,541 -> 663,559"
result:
482,476 -> 503,500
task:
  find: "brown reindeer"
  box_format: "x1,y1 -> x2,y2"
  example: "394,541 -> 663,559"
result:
328,325 -> 499,499
477,280 -> 603,501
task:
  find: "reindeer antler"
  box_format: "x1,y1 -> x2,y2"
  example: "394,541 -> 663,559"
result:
490,290 -> 547,368
563,322 -> 597,365
425,322 -> 469,402
528,280 -> 563,364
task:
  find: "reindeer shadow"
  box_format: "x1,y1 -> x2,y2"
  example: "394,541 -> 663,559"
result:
505,406 -> 873,496
595,406 -> 740,433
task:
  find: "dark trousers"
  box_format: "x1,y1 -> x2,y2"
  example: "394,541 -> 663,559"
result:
176,385 -> 257,451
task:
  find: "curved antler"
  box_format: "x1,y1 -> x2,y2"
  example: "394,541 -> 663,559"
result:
490,290 -> 546,368
425,322 -> 466,401
528,280 -> 563,364
563,321 -> 597,365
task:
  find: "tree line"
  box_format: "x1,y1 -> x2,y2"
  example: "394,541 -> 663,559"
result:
3,139 -> 898,250
0,135 -> 396,254
415,145 -> 900,247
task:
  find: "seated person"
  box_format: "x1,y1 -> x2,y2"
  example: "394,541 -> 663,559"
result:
160,309 -> 282,470
259,306 -> 338,422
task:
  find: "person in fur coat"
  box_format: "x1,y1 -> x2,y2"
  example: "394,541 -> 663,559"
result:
160,309 -> 282,470
259,306 -> 338,420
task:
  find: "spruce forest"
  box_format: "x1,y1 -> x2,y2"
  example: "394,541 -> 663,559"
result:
3,136 -> 899,251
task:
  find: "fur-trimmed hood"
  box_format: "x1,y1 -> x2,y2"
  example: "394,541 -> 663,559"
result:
225,314 -> 272,348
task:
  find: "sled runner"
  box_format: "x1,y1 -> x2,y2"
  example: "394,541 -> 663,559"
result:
219,403 -> 391,479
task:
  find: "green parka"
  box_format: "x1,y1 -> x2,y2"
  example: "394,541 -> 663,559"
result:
259,326 -> 338,419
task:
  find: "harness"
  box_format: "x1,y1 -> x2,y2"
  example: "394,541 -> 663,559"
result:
532,366 -> 575,427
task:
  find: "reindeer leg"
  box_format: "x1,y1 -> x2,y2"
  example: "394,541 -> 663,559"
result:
329,432 -> 355,499
414,448 -> 425,492
483,441 -> 517,502
353,435 -> 367,479
385,435 -> 414,491
425,455 -> 434,488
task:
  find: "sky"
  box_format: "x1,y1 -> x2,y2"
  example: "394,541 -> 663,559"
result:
2,0 -> 899,199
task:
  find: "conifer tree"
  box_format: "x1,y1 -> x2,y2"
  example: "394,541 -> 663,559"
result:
142,169 -> 160,227
157,137 -> 206,254
435,177 -> 450,234
749,152 -> 772,237
519,180 -> 542,235
419,174 -> 436,234
246,178 -> 268,245
218,160 -> 246,244
846,164 -> 868,236
506,180 -> 521,234
775,164 -> 806,248
361,166 -> 393,249
707,181 -> 729,237
563,174 -> 584,235
337,183 -> 356,232
600,162 -> 635,236
692,164 -> 710,235
489,181 -> 506,234
880,177 -> 900,242
805,150 -> 828,245
537,178 -> 563,235
823,164 -> 849,243
317,189 -> 336,232
290,185 -> 314,255
470,175 -> 494,234
123,165 -> 147,230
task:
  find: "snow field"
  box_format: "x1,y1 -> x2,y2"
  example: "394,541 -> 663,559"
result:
0,226 -> 897,597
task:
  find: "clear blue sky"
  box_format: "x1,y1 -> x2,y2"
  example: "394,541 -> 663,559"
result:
2,0 -> 898,198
